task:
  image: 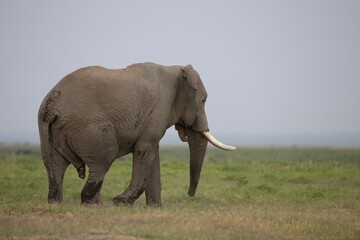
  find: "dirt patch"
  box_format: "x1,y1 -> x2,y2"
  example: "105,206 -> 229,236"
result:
5,234 -> 146,240
31,207 -> 50,214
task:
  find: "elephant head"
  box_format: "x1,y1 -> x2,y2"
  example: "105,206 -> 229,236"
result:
175,65 -> 236,197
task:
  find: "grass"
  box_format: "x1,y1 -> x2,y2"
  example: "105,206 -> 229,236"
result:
0,144 -> 359,239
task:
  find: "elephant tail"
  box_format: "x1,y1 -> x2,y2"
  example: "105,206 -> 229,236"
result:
38,122 -> 52,166
38,90 -> 60,170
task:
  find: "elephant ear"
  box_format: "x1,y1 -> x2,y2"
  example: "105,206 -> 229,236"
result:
183,65 -> 199,127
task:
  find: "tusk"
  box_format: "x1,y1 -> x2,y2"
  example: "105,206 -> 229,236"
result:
202,131 -> 236,151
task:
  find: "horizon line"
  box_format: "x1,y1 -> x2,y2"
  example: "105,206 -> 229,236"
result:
1,131 -> 360,147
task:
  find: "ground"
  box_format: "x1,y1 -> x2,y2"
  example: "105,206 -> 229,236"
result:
0,144 -> 359,239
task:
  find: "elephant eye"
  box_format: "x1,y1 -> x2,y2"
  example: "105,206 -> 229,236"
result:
202,99 -> 206,103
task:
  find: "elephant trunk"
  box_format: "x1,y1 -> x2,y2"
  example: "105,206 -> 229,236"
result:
187,130 -> 208,197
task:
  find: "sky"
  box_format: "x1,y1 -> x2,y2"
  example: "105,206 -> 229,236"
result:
0,1 -> 360,145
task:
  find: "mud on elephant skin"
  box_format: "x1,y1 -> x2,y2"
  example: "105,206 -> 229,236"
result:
38,62 -> 236,206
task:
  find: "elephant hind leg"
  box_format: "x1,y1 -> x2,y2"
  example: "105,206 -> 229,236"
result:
45,146 -> 70,203
81,166 -> 109,204
67,124 -> 119,204
50,121 -> 86,179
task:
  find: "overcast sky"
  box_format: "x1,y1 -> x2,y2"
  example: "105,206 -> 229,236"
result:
1,1 -> 359,143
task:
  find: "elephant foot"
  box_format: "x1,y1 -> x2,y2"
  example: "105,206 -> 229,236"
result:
76,165 -> 86,179
48,197 -> 62,204
113,186 -> 144,206
112,195 -> 135,206
81,198 -> 102,205
81,180 -> 103,204
48,176 -> 63,204
146,201 -> 162,208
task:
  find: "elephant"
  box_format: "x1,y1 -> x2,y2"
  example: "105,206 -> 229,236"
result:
38,62 -> 235,206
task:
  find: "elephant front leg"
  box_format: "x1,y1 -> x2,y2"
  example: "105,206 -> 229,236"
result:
113,142 -> 159,206
145,150 -> 162,207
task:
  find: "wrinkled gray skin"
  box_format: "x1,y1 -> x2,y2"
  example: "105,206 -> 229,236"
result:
38,63 -> 209,206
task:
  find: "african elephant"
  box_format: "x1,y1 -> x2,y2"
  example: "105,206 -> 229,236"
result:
38,62 -> 235,206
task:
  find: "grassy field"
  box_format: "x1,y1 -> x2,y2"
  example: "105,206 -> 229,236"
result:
0,143 -> 359,239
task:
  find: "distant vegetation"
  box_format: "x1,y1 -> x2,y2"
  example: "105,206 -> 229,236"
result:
0,144 -> 359,239
0,142 -> 40,158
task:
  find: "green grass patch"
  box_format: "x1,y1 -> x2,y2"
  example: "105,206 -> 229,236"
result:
0,145 -> 359,239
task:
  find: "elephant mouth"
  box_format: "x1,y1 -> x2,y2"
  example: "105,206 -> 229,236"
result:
177,125 -> 236,151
